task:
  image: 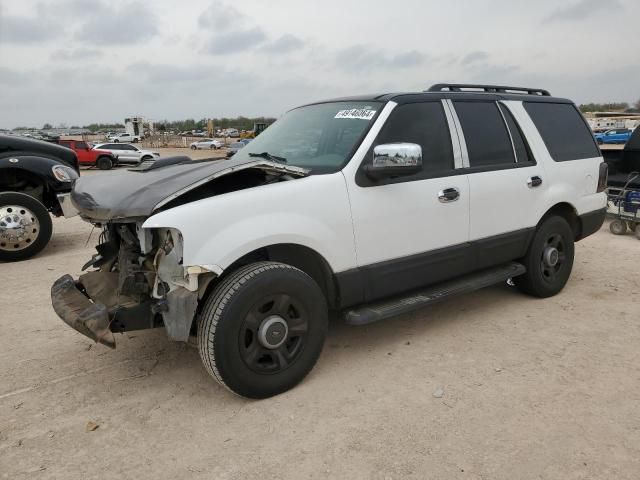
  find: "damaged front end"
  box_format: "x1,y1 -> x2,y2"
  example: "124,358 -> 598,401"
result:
51,222 -> 212,348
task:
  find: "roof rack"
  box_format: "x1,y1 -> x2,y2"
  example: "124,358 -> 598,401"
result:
426,83 -> 551,96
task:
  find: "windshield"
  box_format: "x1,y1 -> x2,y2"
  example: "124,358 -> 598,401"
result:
233,101 -> 382,173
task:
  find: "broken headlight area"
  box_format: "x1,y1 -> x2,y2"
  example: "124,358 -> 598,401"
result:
51,222 -> 212,348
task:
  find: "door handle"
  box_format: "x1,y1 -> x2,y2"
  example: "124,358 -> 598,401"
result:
527,176 -> 543,188
438,187 -> 460,203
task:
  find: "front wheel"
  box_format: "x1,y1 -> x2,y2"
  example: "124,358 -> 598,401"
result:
190,145 -> 197,150
0,192 -> 53,262
198,262 -> 328,399
514,216 -> 575,298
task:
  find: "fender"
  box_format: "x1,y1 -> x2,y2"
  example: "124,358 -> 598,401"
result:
143,172 -> 357,275
0,155 -> 76,194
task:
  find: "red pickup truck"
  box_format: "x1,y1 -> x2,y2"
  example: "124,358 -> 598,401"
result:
58,139 -> 117,170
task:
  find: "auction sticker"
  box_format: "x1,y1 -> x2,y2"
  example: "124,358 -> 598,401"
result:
334,108 -> 376,120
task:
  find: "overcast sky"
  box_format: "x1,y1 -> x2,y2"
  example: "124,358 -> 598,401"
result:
0,0 -> 638,128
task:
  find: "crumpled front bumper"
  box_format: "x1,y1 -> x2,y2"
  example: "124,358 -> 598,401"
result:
51,274 -> 115,348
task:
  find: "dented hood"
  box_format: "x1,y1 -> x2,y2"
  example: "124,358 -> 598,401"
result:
71,156 -> 308,221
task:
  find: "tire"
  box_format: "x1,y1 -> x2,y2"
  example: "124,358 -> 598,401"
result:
609,219 -> 627,235
627,221 -> 637,232
113,139 -> 119,143
597,139 -> 603,145
141,155 -> 153,161
96,156 -> 113,170
190,145 -> 196,150
514,216 -> 575,298
210,144 -> 217,149
0,192 -> 53,262
133,138 -> 139,143
198,261 -> 328,399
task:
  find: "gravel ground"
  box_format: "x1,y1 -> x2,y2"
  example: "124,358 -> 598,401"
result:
1,204 -> 639,479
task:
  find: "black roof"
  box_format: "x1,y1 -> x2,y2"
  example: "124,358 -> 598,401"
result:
302,84 -> 572,107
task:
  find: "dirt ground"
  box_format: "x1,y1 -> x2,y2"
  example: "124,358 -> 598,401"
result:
1,191 -> 640,478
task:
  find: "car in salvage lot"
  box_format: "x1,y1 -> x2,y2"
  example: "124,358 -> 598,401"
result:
93,143 -> 160,165
0,135 -> 79,261
51,84 -> 607,399
190,138 -> 224,150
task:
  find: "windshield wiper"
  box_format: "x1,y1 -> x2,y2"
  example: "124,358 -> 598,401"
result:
249,152 -> 287,163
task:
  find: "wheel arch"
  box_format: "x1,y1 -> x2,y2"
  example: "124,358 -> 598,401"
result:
0,166 -> 57,209
539,202 -> 581,240
204,243 -> 339,309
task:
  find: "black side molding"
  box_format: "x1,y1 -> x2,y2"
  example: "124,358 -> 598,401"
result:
344,262 -> 526,326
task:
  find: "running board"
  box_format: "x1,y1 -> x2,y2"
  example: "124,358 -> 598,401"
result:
343,262 -> 526,326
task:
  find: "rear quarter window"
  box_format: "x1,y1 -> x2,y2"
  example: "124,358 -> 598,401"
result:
524,102 -> 600,161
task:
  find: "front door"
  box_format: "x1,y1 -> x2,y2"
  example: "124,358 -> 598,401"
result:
345,101 -> 470,302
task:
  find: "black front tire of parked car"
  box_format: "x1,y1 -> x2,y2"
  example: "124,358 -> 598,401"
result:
0,192 -> 53,262
113,139 -> 119,143
96,156 -> 113,170
210,144 -> 217,149
133,138 -> 138,143
190,145 -> 197,150
198,261 -> 328,399
514,215 -> 575,298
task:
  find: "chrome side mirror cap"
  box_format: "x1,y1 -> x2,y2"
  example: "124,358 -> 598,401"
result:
366,143 -> 423,180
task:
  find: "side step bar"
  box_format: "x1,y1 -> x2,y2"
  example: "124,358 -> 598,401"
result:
344,262 -> 526,326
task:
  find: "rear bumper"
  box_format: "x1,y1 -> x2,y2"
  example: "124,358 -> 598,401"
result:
577,207 -> 606,240
51,275 -> 115,348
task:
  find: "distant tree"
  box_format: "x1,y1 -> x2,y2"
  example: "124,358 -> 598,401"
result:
634,98 -> 640,112
42,123 -> 53,130
579,102 -> 629,113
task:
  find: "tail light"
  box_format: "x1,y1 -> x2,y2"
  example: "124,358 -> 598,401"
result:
597,162 -> 608,192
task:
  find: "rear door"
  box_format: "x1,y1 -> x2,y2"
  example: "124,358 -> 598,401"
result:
451,100 -> 543,269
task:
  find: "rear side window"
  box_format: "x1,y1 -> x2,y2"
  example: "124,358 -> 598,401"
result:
371,102 -> 454,176
524,102 -> 599,161
454,101 -> 515,167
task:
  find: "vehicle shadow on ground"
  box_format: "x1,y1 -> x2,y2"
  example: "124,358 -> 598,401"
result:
90,282 -> 527,403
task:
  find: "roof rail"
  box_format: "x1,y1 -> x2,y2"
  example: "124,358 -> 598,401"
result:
426,83 -> 551,96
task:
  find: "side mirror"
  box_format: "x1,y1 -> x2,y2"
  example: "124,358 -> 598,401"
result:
365,143 -> 422,180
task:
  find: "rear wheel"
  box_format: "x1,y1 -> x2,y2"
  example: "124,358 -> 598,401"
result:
515,216 -> 575,298
610,219 -> 627,235
626,221 -> 637,232
96,156 -> 113,170
0,192 -> 53,262
198,261 -> 328,399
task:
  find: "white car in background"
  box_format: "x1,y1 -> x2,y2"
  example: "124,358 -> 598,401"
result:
107,133 -> 142,143
190,138 -> 224,150
93,143 -> 160,165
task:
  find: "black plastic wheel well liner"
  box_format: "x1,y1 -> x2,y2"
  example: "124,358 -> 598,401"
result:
539,202 -> 580,240
0,167 -> 55,206
209,244 -> 339,309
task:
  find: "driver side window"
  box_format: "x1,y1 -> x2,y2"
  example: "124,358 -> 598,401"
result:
358,102 -> 454,185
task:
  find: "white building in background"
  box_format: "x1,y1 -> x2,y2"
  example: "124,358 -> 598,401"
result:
124,116 -> 154,138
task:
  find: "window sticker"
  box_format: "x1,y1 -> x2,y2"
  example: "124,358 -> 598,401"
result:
334,108 -> 377,120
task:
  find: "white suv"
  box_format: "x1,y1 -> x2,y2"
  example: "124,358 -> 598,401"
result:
52,84 -> 607,398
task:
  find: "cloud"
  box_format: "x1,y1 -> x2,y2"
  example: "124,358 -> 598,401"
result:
0,67 -> 31,85
261,34 -> 305,54
335,45 -> 427,72
542,0 -> 622,23
461,51 -> 489,65
51,48 -> 104,61
205,27 -> 267,55
0,13 -> 59,44
198,1 -> 246,31
74,2 -> 158,44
